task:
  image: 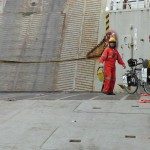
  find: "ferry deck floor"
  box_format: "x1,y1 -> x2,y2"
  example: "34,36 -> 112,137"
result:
0,92 -> 150,150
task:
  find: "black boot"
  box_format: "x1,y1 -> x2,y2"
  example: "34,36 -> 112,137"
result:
108,92 -> 116,95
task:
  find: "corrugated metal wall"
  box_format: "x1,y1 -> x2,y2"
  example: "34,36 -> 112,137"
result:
0,0 -> 103,91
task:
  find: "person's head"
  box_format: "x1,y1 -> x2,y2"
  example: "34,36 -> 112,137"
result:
109,37 -> 116,48
106,31 -> 112,38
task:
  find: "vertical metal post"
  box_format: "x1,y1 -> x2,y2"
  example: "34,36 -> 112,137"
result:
106,13 -> 109,34
0,0 -> 7,13
130,25 -> 134,59
136,0 -> 139,8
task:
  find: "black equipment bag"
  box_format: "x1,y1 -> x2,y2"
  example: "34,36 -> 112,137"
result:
127,58 -> 137,67
147,68 -> 150,83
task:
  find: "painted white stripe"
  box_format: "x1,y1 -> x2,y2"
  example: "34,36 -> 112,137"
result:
89,96 -> 100,100
120,94 -> 129,101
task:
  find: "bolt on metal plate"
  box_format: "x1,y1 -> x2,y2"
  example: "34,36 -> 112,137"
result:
93,107 -> 101,109
125,135 -> 136,138
69,139 -> 81,143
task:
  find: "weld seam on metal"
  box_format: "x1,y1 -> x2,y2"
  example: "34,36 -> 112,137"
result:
0,57 -> 88,63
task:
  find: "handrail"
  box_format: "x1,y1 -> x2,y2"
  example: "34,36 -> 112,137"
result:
107,0 -> 149,11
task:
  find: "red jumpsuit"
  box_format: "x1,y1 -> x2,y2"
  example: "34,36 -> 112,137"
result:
99,47 -> 125,93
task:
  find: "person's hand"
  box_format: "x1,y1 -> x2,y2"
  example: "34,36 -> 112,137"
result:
123,65 -> 126,69
99,63 -> 103,68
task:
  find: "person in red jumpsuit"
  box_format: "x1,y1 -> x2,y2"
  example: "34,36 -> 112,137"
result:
99,37 -> 126,95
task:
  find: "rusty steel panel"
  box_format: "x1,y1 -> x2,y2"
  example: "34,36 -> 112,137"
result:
56,0 -> 85,91
75,0 -> 101,91
56,0 -> 102,91
0,0 -> 66,91
0,0 -> 102,91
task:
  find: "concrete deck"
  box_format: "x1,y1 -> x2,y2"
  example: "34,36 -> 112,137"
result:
0,92 -> 150,150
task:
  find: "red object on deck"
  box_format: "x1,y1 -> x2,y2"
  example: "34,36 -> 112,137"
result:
141,93 -> 150,96
138,100 -> 150,103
